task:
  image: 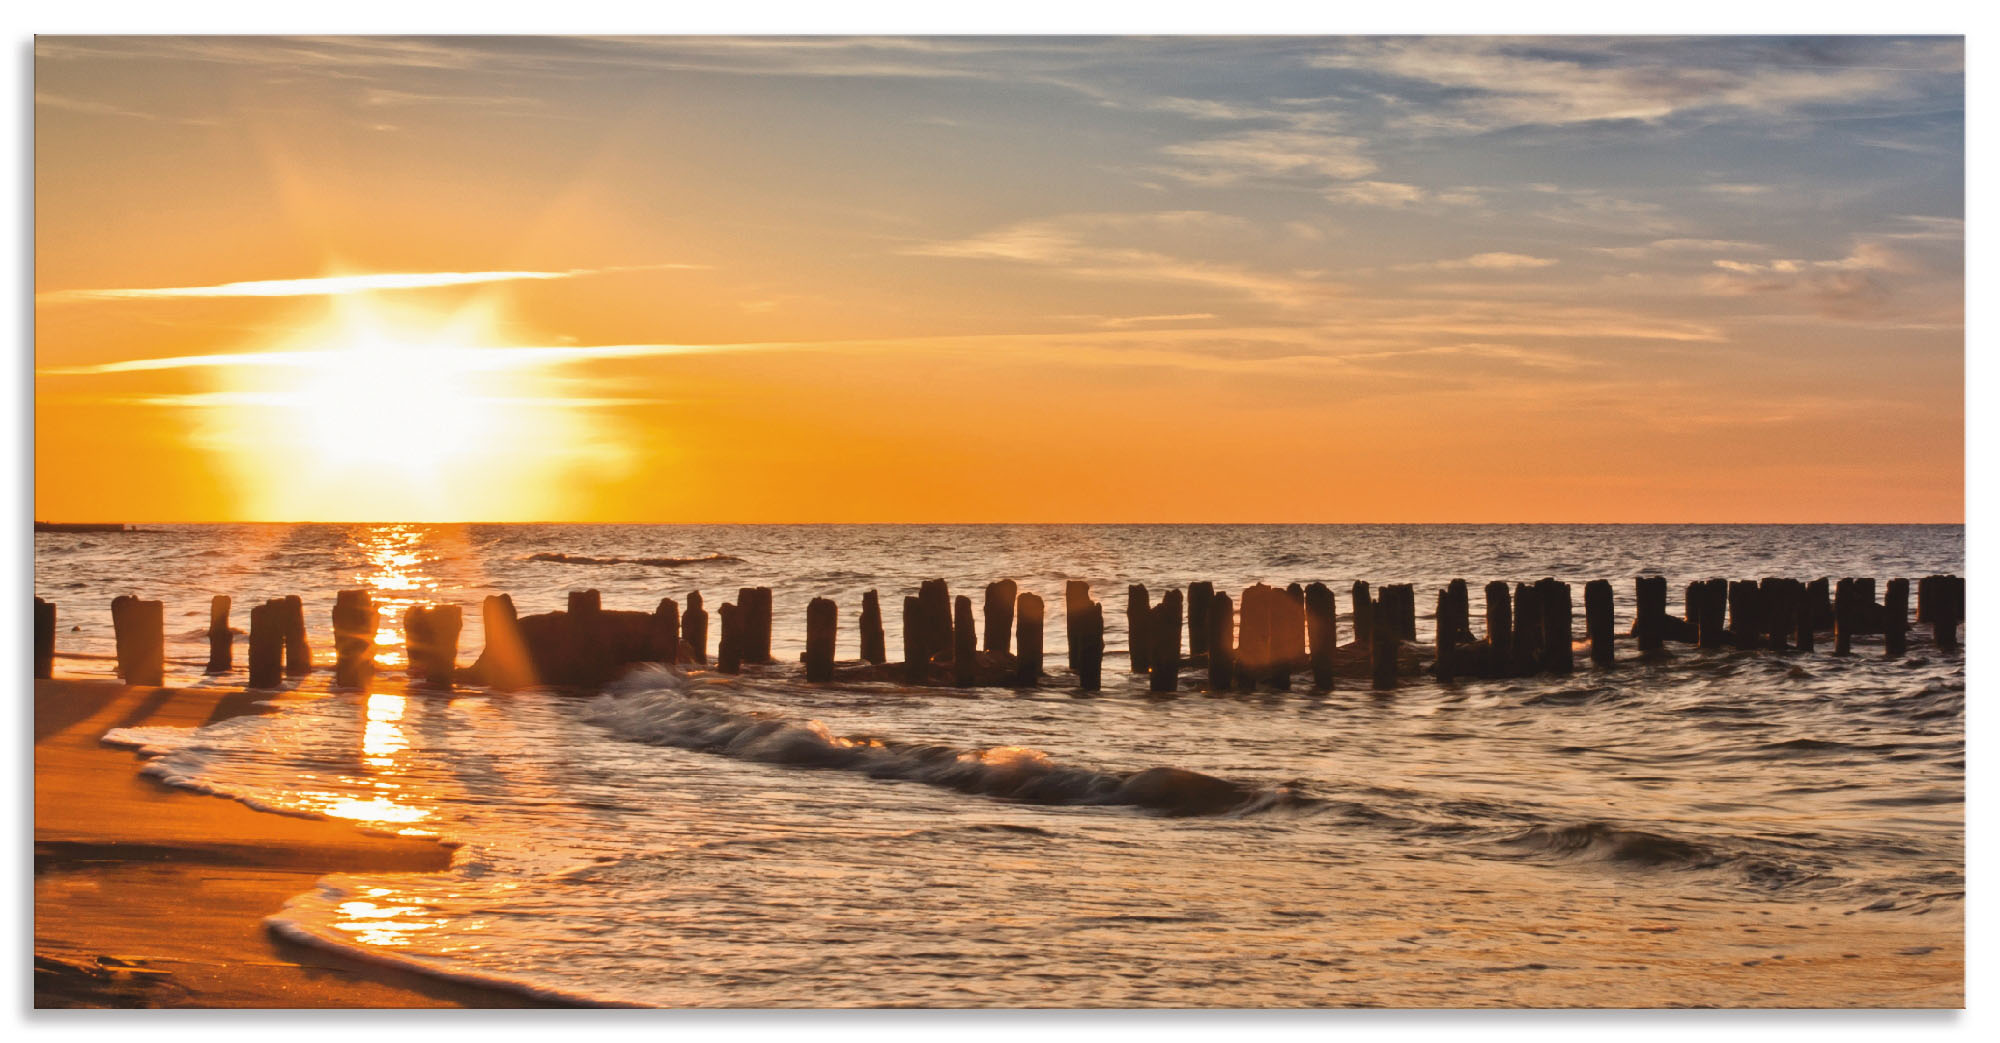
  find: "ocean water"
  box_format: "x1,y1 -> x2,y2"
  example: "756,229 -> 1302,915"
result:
38,524 -> 1965,1007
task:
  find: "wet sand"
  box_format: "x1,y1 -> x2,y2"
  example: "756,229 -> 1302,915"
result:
33,677 -> 558,1008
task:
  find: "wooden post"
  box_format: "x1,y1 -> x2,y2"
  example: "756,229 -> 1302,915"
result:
718,602 -> 742,674
1237,584 -> 1273,692
651,597 -> 681,664
1280,582 -> 1307,665
1856,578 -> 1877,632
1305,582 -> 1337,690
984,580 -> 1017,655
739,587 -> 774,664
1884,578 -> 1909,658
1540,579 -> 1573,675
1696,579 -> 1726,650
953,596 -> 978,688
1370,599 -> 1398,691
1187,581 -> 1214,657
1635,576 -> 1665,656
1726,581 -> 1758,648
1791,580 -> 1815,652
111,596 -> 164,687
1207,590 -> 1234,692
1833,579 -> 1854,656
1126,584 -> 1152,674
1759,579 -> 1790,651
1393,584 -> 1418,642
333,589 -> 377,689
1149,589 -> 1182,693
1808,578 -> 1833,632
684,591 -> 709,664
34,597 -> 55,679
405,604 -> 460,689
248,600 -> 283,689
1073,600 -> 1104,691
1014,592 -> 1044,686
903,595 -> 927,684
481,593 -> 531,691
206,595 -> 232,674
806,597 -> 837,682
919,580 -> 952,677
1931,575 -> 1962,652
1434,588 -> 1458,683
1585,579 -> 1614,667
1485,581 -> 1511,655
282,594 -> 311,677
1351,581 -> 1373,649
859,590 -> 886,665
1511,582 -> 1542,673
569,589 -> 602,683
1683,581 -> 1702,639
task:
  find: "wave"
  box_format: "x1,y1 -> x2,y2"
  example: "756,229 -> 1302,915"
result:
1490,821 -> 1837,893
528,552 -> 741,568
586,666 -> 1280,817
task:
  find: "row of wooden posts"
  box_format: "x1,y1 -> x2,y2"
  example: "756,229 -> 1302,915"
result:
33,572 -> 1964,692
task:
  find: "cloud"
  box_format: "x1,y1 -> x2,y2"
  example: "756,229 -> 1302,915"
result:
36,343 -> 755,378
1394,252 -> 1559,272
37,264 -> 705,304
1702,241 -> 1928,319
1159,127 -> 1377,186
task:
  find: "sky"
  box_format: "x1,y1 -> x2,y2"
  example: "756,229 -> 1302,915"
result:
33,35 -> 1964,522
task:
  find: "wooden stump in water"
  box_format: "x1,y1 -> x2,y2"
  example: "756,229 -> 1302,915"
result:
34,597 -> 55,679
1696,579 -> 1727,650
859,590 -> 886,665
1207,589 -> 1235,692
1635,576 -> 1665,656
717,603 -> 742,674
1073,601 -> 1104,691
1921,574 -> 1962,651
404,604 -> 461,689
1126,584 -> 1152,674
1237,583 -> 1274,692
1484,581 -> 1511,657
1351,581 -> 1373,650
1791,580 -> 1816,652
1884,578 -> 1909,658
984,580 -> 1017,655
1305,582 -> 1337,690
1807,578 -> 1833,632
1149,589 -> 1183,693
1758,579 -> 1791,651
248,600 -> 283,689
1833,579 -> 1854,656
207,595 -> 232,675
1370,599 -> 1398,691
281,595 -> 311,677
333,590 -> 378,689
480,593 -> 532,691
918,580 -> 952,676
953,596 -> 978,688
1539,579 -> 1573,675
683,591 -> 709,664
1014,592 -> 1044,687
1584,579 -> 1614,667
1511,582 -> 1543,673
805,597 -> 837,683
1187,581 -> 1214,657
112,595 -> 165,687
1727,580 -> 1760,648
1383,584 -> 1417,642
651,597 -> 681,664
902,595 -> 926,683
740,587 -> 775,664
1434,587 -> 1458,683
1278,583 -> 1307,665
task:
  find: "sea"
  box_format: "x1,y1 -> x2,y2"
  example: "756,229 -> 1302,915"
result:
33,523 -> 1965,1007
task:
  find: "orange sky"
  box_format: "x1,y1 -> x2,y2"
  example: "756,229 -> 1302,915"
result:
33,37 -> 1964,522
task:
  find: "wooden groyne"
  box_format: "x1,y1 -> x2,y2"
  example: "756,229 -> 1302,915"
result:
35,569 -> 1966,693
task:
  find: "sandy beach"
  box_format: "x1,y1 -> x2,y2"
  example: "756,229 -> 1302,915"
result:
33,676 -> 558,1008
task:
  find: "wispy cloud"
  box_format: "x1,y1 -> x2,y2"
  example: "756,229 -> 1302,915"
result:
37,264 -> 704,304
1393,252 -> 1558,272
36,342 -> 752,377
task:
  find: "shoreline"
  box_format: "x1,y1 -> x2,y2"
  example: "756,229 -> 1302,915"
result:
33,677 -> 566,1009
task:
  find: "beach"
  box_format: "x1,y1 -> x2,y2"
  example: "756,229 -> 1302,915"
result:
33,677 -> 557,1008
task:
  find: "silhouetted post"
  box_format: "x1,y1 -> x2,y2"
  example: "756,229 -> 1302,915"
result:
1683,581 -> 1702,639
1370,600 -> 1398,691
569,589 -> 602,681
1926,575 -> 1962,652
333,590 -> 377,689
1485,581 -> 1511,656
1585,579 -> 1614,667
405,604 -> 461,689
806,597 -> 837,682
248,600 -> 283,689
481,593 -> 531,690
1635,576 -> 1665,656
1833,579 -> 1854,656
1305,582 -> 1337,691
1696,579 -> 1726,650
684,591 -> 709,664
1808,578 -> 1833,632
903,595 -> 927,683
658,596 -> 692,668
1511,582 -> 1542,673
1149,589 -> 1183,693
1126,584 -> 1152,674
1884,579 -> 1909,658
859,590 -> 886,665
1434,588 -> 1458,683
1279,583 -> 1307,665
1727,581 -> 1759,648
1073,601 -> 1104,691
1394,584 -> 1419,642
1351,581 -> 1373,649
718,603 -> 742,674
1207,590 -> 1234,691
735,587 -> 758,661
1539,579 -> 1573,675
1856,579 -> 1877,632
207,595 -> 232,674
740,587 -> 774,664
34,597 -> 55,679
919,580 -> 952,675
111,596 -> 164,687
1187,581 -> 1214,657
1014,592 -> 1044,686
281,594 -> 311,677
953,596 -> 978,688
1237,584 -> 1273,692
1791,580 -> 1815,652
984,580 -> 1017,655
1759,579 -> 1790,651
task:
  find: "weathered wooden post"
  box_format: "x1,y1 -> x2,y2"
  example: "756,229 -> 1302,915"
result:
651,597 -> 681,664
806,597 -> 837,682
481,593 -> 531,691
1485,581 -> 1511,656
569,589 -> 602,682
684,591 -> 709,664
1759,579 -> 1790,651
1073,599 -> 1104,692
1237,584 -> 1272,692
919,580 -> 952,675
405,604 -> 461,689
248,600 -> 283,689
1884,578 -> 1909,658
206,595 -> 232,675
1187,581 -> 1214,657
1634,576 -> 1665,656
1696,579 -> 1726,650
1856,579 -> 1877,630
1305,582 -> 1337,690
1584,579 -> 1614,667
859,590 -> 886,666
1014,592 -> 1044,687
1683,581 -> 1702,639
953,596 -> 978,688
740,587 -> 774,664
1351,581 -> 1373,649
1396,584 -> 1419,642
717,602 -> 742,674
1370,599 -> 1398,691
282,594 -> 311,677
1926,575 -> 1962,652
1511,582 -> 1542,673
903,595 -> 927,683
1126,584 -> 1153,674
333,589 -> 377,689
1807,578 -> 1833,632
984,580 -> 1017,655
1833,579 -> 1854,656
1279,583 -> 1307,665
1540,579 -> 1574,675
34,597 -> 55,679
1207,590 -> 1234,691
1791,579 -> 1815,652
1727,581 -> 1759,648
1148,589 -> 1183,693
111,596 -> 165,687
1434,588 -> 1458,683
